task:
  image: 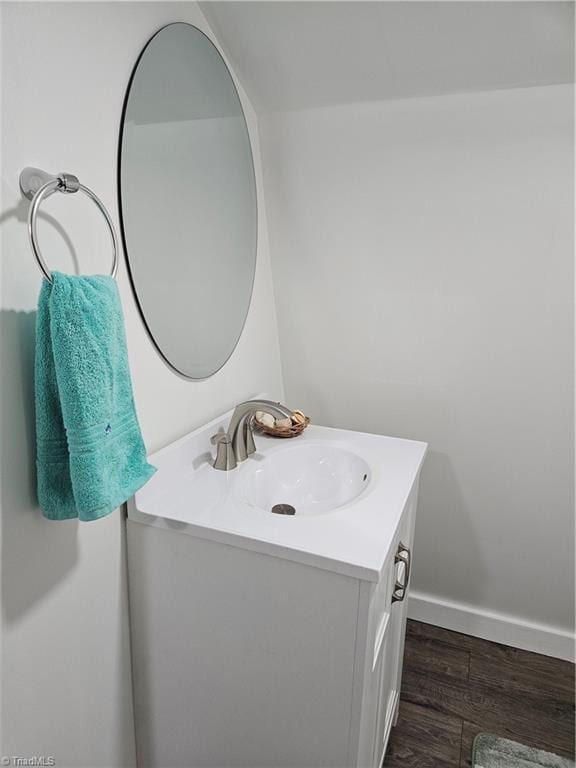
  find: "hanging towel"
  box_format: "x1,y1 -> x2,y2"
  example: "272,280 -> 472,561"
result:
35,272 -> 156,521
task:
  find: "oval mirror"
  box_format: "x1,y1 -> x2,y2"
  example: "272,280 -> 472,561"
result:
119,23 -> 257,379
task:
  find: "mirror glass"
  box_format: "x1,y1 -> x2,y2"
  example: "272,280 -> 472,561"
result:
119,23 -> 257,379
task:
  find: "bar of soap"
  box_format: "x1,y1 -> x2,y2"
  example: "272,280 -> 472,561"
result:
275,417 -> 292,429
255,411 -> 275,428
291,410 -> 307,425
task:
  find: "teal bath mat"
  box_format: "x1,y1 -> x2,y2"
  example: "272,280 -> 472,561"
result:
473,733 -> 575,768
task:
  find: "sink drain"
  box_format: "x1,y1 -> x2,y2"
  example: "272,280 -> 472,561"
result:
271,504 -> 296,516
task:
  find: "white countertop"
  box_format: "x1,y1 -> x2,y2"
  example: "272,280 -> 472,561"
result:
128,408 -> 427,582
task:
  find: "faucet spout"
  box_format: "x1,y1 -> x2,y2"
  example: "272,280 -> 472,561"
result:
222,399 -> 292,467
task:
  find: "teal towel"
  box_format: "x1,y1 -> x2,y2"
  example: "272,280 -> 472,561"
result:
35,272 -> 156,521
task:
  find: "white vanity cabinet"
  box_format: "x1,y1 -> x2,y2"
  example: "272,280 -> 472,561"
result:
128,485 -> 420,768
127,415 -> 426,768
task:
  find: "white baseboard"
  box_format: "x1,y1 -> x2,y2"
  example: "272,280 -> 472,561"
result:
408,590 -> 575,662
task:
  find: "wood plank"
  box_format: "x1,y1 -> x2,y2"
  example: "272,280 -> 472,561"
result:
401,668 -> 575,757
407,620 -> 574,688
407,620 -> 575,697
383,701 -> 462,768
459,721 -> 481,768
403,634 -> 470,680
469,642 -> 575,698
406,619 -> 487,653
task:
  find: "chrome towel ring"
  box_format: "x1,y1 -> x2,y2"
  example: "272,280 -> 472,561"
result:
19,167 -> 119,283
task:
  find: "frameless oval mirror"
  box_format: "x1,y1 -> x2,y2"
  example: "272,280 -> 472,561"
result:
119,23 -> 257,379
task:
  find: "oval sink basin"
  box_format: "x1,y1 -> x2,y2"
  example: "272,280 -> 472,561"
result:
234,443 -> 371,516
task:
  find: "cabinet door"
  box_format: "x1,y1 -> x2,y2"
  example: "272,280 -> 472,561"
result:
389,489 -> 417,708
373,492 -> 417,766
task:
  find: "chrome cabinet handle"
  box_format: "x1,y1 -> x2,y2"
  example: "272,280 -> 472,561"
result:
391,541 -> 411,603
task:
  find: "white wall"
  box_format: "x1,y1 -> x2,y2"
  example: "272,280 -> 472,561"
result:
260,85 -> 574,653
0,2 -> 283,765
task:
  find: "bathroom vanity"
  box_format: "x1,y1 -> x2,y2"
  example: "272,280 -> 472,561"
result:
127,405 -> 426,768
120,28 -> 427,766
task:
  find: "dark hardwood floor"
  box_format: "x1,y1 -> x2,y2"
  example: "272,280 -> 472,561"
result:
383,620 -> 575,767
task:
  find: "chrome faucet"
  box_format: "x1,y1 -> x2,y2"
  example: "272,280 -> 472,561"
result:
212,399 -> 292,471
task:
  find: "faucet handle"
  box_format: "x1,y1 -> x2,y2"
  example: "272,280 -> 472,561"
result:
211,433 -> 237,471
211,431 -> 227,445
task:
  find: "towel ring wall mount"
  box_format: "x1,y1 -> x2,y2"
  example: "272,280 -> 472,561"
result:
20,167 -> 119,283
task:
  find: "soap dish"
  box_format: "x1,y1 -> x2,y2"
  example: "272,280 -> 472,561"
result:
253,411 -> 311,438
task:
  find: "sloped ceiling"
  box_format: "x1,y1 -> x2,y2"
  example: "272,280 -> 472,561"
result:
200,1 -> 574,112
